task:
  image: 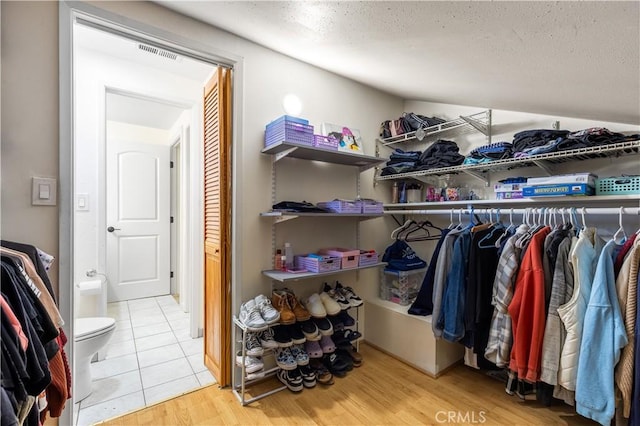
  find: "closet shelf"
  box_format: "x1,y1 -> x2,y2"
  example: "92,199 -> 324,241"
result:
262,141 -> 384,171
377,110 -> 491,146
375,139 -> 640,185
263,262 -> 386,282
260,211 -> 384,223
383,195 -> 640,210
366,298 -> 432,324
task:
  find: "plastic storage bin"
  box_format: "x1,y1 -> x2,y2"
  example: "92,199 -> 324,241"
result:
317,199 -> 360,213
318,248 -> 360,269
380,268 -> 426,306
357,199 -> 384,214
265,116 -> 314,147
358,250 -> 379,267
312,134 -> 339,150
295,254 -> 341,273
596,176 -> 640,195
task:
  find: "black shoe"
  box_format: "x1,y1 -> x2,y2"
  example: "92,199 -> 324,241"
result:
331,330 -> 350,349
272,325 -> 293,347
313,317 -> 333,336
298,320 -> 319,340
299,364 -> 317,388
285,324 -> 306,344
327,314 -> 344,332
309,359 -> 334,385
338,310 -> 356,327
336,349 -> 356,370
277,367 -> 303,392
323,353 -> 350,377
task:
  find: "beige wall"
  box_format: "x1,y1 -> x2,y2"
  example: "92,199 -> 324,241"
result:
1,1 -> 60,295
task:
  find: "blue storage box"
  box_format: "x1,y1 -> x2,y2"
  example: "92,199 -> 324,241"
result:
523,183 -> 595,197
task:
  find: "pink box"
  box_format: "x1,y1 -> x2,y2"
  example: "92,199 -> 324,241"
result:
318,248 -> 360,269
358,250 -> 379,267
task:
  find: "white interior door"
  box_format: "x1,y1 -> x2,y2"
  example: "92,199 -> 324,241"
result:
106,139 -> 171,302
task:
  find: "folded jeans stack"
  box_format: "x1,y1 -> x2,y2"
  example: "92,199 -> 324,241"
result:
413,140 -> 465,171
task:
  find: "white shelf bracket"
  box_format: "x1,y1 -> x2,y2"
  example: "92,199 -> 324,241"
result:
274,215 -> 298,224
460,112 -> 490,136
274,146 -> 298,162
532,159 -> 555,176
461,169 -> 490,186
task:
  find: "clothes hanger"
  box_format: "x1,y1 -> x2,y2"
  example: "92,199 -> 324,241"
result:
448,209 -> 455,229
391,219 -> 413,240
612,206 -> 627,244
580,207 -> 587,231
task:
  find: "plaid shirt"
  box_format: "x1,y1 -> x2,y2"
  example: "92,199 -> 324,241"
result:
484,225 -> 529,367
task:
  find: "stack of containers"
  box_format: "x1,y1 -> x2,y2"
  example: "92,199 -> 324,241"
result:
318,248 -> 360,269
264,115 -> 314,147
523,173 -> 597,197
317,199 -> 360,213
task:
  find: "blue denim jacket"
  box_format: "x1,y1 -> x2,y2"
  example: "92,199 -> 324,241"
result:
438,228 -> 472,342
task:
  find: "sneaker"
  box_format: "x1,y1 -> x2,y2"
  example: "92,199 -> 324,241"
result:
319,291 -> 342,316
239,299 -> 268,331
299,320 -> 319,340
337,348 -> 361,368
277,368 -> 303,392
313,317 -> 333,336
272,325 -> 293,347
327,314 -> 344,332
305,340 -> 323,359
245,332 -> 264,357
257,328 -> 278,349
338,310 -> 356,327
246,370 -> 266,381
235,351 -> 264,374
323,282 -> 350,310
299,364 -> 316,388
336,281 -> 363,307
254,294 -> 280,324
282,288 -> 311,322
274,347 -> 297,370
322,352 -> 349,378
304,293 -> 327,318
286,324 -> 306,345
290,344 -> 310,366
320,335 -> 336,354
271,290 -> 296,325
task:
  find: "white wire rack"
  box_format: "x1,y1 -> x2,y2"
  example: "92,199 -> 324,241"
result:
383,206 -> 640,217
376,140 -> 640,184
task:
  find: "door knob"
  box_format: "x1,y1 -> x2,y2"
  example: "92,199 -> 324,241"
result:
107,226 -> 121,233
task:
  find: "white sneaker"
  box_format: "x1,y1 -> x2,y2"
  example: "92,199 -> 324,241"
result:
235,351 -> 264,374
254,294 -> 280,324
304,293 -> 327,318
245,332 -> 264,357
319,292 -> 341,316
239,299 -> 268,331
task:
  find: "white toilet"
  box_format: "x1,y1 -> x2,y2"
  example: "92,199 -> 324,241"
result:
74,317 -> 117,401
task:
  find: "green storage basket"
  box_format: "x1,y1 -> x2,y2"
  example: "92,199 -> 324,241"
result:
595,176 -> 640,195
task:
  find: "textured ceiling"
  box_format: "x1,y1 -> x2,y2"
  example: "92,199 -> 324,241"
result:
159,1 -> 640,124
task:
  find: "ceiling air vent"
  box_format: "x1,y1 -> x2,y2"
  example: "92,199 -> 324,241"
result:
137,43 -> 179,61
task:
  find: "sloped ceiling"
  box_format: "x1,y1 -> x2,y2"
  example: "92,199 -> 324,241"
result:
159,1 -> 640,124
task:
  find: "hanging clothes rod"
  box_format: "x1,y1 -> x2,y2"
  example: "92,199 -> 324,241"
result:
384,207 -> 640,216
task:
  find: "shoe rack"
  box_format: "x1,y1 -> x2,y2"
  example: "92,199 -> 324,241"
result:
232,316 -> 286,406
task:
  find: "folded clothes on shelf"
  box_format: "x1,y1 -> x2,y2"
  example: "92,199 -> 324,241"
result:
272,201 -> 330,213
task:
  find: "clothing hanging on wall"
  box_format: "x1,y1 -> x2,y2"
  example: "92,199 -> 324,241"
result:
412,208 -> 639,426
0,240 -> 71,425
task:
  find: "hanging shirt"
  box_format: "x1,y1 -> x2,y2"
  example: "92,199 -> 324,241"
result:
432,227 -> 465,338
575,239 -> 628,426
508,226 -> 551,382
556,227 -> 605,394
540,235 -> 574,385
614,237 -> 640,418
485,224 -> 529,368
628,272 -> 640,426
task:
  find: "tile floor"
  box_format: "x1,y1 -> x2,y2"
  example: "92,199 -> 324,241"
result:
75,295 -> 215,426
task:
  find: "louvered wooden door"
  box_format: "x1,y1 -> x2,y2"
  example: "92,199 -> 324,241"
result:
203,67 -> 231,386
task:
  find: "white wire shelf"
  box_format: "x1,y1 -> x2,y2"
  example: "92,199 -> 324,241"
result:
375,140 -> 640,184
383,195 -> 640,210
263,262 -> 386,282
260,211 -> 383,223
377,110 -> 491,147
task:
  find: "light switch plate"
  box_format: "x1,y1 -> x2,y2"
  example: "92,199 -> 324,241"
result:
32,177 -> 57,206
76,193 -> 90,211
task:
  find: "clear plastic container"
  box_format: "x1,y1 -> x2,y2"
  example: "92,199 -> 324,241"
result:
284,242 -> 294,269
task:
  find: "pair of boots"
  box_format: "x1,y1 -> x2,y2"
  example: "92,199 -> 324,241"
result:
271,288 -> 310,324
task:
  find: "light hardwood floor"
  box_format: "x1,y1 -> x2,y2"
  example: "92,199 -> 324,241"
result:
100,343 -> 597,425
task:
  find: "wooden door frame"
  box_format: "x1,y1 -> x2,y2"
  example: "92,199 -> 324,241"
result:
59,4 -> 246,422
